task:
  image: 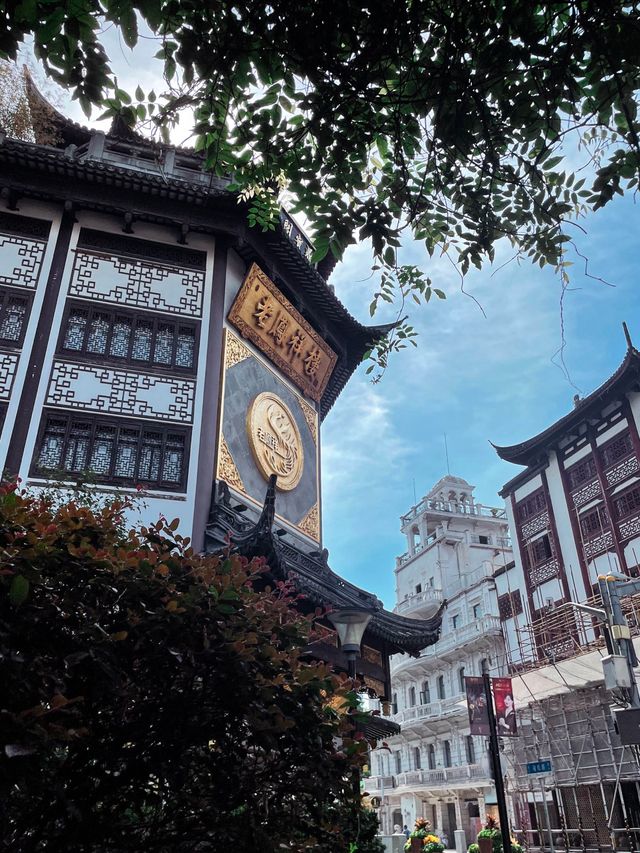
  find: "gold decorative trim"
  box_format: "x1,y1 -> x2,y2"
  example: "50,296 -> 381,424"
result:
225,334 -> 251,368
363,675 -> 386,698
298,502 -> 320,540
217,436 -> 245,492
362,645 -> 383,667
298,397 -> 318,445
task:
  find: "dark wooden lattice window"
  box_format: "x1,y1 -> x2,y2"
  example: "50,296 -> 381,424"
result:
517,489 -> 546,522
601,432 -> 633,468
32,413 -> 189,491
613,485 -> 640,520
579,504 -> 609,539
567,455 -> 597,490
523,533 -> 553,569
0,288 -> 31,347
498,590 -> 523,621
59,303 -> 198,373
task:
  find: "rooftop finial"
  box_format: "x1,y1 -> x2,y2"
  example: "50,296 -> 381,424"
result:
623,321 -> 633,350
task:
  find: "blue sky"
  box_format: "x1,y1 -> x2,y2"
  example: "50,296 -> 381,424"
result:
42,37 -> 640,608
322,196 -> 640,607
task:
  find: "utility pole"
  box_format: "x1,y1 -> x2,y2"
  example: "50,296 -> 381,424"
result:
483,672 -> 512,853
598,574 -> 640,708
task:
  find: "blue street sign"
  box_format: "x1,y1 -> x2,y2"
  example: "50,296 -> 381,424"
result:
526,760 -> 552,775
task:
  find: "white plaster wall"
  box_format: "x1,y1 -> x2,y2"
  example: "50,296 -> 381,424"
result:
595,419 -> 628,446
20,211 -> 215,539
588,550 -> 622,581
533,577 -> 564,607
563,443 -> 592,466
0,201 -> 63,473
624,537 -> 640,568
513,474 -> 542,502
546,451 -> 586,598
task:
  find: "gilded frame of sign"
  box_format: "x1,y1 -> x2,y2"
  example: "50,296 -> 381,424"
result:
227,263 -> 338,403
216,328 -> 321,542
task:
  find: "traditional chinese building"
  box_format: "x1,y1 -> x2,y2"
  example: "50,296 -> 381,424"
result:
0,80 -> 441,699
367,475 -> 513,841
492,328 -> 640,848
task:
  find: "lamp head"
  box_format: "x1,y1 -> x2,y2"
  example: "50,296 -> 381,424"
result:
327,608 -> 373,655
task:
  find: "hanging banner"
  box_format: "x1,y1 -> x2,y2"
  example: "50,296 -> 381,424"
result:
465,676 -> 490,735
493,677 -> 517,736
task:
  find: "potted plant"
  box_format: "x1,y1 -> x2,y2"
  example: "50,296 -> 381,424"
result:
405,819 -> 445,853
477,816 -> 501,853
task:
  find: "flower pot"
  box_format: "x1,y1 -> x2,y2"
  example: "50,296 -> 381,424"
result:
410,840 -> 423,852
478,838 -> 493,853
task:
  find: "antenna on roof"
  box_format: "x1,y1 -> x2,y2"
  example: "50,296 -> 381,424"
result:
444,433 -> 451,475
623,321 -> 634,350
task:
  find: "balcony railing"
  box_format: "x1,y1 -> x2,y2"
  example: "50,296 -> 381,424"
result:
422,614 -> 502,657
392,763 -> 492,788
395,588 -> 444,615
402,500 -> 506,526
392,692 -> 467,724
364,776 -> 395,791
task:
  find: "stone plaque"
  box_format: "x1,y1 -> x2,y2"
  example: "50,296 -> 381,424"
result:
246,392 -> 304,491
228,263 -> 337,402
216,330 -> 320,541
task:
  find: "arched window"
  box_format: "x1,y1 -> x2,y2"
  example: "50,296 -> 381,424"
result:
409,686 -> 416,706
413,746 -> 421,770
412,525 -> 422,551
443,740 -> 452,767
395,751 -> 402,774
392,692 -> 398,713
458,666 -> 466,693
427,744 -> 436,770
437,675 -> 446,700
421,681 -> 430,704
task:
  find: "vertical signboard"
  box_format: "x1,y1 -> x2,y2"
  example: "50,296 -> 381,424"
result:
465,676 -> 490,735
493,677 -> 517,736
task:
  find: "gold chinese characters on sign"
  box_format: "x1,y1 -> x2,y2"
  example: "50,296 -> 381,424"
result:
247,392 -> 304,491
228,263 -> 337,403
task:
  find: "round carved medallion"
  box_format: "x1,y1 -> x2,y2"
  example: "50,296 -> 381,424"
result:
246,392 -> 304,491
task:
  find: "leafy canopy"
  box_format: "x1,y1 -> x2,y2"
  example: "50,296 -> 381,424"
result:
3,1 -> 640,361
0,484 -> 380,852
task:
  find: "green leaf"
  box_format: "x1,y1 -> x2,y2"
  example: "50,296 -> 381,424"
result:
9,575 -> 29,607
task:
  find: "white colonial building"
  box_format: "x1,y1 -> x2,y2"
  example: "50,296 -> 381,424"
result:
368,475 -> 513,844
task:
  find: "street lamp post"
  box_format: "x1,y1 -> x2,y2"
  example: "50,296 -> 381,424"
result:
327,608 -> 373,678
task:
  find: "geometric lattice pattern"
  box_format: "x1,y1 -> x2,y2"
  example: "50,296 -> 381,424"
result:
605,453 -> 639,487
619,514 -> 640,542
46,361 -> 195,423
35,413 -> 187,490
0,352 -> 19,400
498,590 -> 523,621
0,234 -> 46,289
61,306 -> 196,371
572,478 -> 601,508
583,530 -> 614,559
69,251 -> 205,317
521,510 -> 550,539
529,557 -> 560,587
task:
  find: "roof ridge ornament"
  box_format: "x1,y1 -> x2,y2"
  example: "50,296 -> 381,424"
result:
623,321 -> 634,351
